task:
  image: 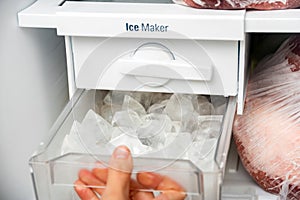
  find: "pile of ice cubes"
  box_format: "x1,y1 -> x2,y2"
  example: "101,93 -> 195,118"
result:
62,91 -> 227,170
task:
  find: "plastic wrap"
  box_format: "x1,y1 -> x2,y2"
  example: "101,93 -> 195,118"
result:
174,0 -> 300,9
233,35 -> 300,200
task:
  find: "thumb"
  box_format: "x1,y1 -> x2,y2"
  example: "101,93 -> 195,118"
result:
102,146 -> 133,200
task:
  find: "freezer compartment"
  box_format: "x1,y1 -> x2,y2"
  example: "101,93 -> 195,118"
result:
29,89 -> 236,200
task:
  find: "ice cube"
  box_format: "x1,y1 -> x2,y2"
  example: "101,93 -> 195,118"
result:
192,116 -> 223,140
111,110 -> 143,131
146,132 -> 193,159
196,101 -> 215,115
103,91 -> 113,105
61,121 -> 85,154
137,114 -> 172,148
210,96 -> 227,107
122,95 -> 146,116
131,92 -> 153,110
148,100 -> 169,114
141,113 -> 173,132
147,103 -> 166,114
211,96 -> 227,115
150,93 -> 172,105
110,127 -> 123,139
164,94 -> 194,121
100,104 -> 122,123
164,131 -> 180,146
180,111 -> 199,133
79,110 -> 113,147
171,121 -> 181,133
103,91 -> 131,105
191,95 -> 218,115
108,133 -> 152,155
214,103 -> 227,115
95,90 -> 105,114
193,95 -> 209,106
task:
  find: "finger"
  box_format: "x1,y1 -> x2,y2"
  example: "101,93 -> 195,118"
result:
74,179 -> 100,200
136,172 -> 163,189
130,179 -> 142,189
137,172 -> 186,200
92,167 -> 108,183
133,191 -> 155,200
137,172 -> 184,191
129,179 -> 153,200
103,145 -> 133,199
154,193 -> 168,200
156,175 -> 185,192
157,191 -> 186,200
78,169 -> 106,195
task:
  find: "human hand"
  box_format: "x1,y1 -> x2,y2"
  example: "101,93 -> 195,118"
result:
74,145 -> 186,200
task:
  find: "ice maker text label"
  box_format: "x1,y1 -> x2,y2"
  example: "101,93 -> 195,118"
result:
125,23 -> 169,32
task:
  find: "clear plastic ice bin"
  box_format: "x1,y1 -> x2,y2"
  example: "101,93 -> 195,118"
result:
29,89 -> 236,200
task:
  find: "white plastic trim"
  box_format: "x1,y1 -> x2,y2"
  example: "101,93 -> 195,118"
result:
246,9 -> 300,33
18,0 -> 63,28
65,36 -> 77,99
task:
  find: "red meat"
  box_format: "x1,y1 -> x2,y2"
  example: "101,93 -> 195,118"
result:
233,36 -> 300,200
183,0 -> 300,9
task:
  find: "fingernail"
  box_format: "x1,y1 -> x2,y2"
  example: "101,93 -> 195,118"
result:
114,146 -> 130,159
74,181 -> 86,191
75,184 -> 85,191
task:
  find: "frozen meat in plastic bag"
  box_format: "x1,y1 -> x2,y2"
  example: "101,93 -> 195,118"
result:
233,35 -> 300,200
173,0 -> 300,10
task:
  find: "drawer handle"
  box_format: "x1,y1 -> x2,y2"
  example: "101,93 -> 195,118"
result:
132,42 -> 176,60
116,42 -> 213,86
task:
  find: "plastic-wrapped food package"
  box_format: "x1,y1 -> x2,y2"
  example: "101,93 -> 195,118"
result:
233,35 -> 300,200
174,0 -> 300,10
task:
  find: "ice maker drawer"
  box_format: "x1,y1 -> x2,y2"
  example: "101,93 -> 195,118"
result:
72,37 -> 240,97
29,89 -> 236,200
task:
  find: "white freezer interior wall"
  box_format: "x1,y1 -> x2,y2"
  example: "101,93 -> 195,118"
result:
0,0 -> 69,199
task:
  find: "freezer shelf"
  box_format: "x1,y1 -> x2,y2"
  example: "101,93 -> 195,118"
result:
245,9 -> 300,33
18,0 -> 300,34
29,89 -> 236,200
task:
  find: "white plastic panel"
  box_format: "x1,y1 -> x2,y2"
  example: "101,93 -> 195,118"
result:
237,34 -> 250,115
246,9 -> 300,33
65,36 -> 77,99
56,2 -> 245,40
71,37 -> 239,96
18,0 -> 64,28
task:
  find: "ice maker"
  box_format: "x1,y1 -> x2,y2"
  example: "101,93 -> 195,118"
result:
18,0 -> 248,108
17,0 -> 300,200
